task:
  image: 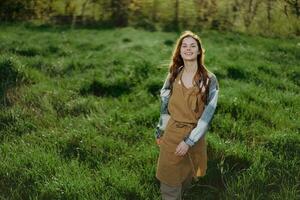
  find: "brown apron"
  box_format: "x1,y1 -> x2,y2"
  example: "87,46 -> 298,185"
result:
156,69 -> 208,187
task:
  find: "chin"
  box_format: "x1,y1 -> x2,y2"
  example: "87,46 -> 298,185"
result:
183,57 -> 197,61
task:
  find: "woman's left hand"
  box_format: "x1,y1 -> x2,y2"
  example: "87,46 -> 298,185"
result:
175,141 -> 189,156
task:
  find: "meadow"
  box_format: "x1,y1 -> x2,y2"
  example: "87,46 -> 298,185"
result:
0,24 -> 299,199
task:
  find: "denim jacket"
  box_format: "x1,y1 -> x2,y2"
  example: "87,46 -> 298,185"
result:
155,68 -> 219,146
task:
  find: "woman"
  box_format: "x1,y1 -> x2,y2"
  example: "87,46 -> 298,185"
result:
155,30 -> 219,200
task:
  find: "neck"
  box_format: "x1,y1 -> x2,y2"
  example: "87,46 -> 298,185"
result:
183,60 -> 197,73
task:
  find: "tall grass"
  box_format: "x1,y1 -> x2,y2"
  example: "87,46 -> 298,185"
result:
0,24 -> 299,199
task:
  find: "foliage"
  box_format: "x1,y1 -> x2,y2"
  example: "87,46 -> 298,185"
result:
0,0 -> 300,37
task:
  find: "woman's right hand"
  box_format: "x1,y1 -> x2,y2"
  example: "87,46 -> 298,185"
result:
156,138 -> 162,146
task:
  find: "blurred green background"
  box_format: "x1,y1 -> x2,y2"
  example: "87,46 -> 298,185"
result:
0,0 -> 299,200
0,0 -> 300,37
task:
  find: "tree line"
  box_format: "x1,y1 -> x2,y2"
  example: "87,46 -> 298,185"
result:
0,0 -> 299,36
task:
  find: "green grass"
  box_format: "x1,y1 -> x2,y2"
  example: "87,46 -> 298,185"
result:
0,24 -> 299,199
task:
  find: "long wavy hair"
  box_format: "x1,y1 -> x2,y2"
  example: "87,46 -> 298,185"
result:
168,30 -> 211,103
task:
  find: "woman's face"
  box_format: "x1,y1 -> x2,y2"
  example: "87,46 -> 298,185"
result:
180,36 -> 200,61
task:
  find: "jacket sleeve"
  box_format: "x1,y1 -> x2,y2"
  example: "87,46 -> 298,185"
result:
155,73 -> 171,139
184,73 -> 219,146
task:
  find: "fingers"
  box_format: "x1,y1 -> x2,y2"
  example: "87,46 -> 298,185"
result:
175,141 -> 190,156
175,147 -> 180,155
176,149 -> 186,156
175,144 -> 183,155
156,138 -> 164,146
175,145 -> 187,156
156,138 -> 161,146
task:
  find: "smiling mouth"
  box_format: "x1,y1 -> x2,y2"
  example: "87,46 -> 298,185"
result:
184,53 -> 193,55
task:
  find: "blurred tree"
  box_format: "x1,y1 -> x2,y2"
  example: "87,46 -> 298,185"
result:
129,0 -> 143,24
152,0 -> 159,22
174,0 -> 179,31
128,0 -> 156,31
193,0 -> 218,30
0,0 -> 36,21
33,0 -> 57,20
0,0 -> 299,36
284,0 -> 300,17
266,0 -> 273,23
64,0 -> 75,15
162,0 -> 180,32
232,0 -> 242,24
110,0 -> 130,27
243,0 -> 262,29
80,0 -> 91,18
62,0 -> 77,28
79,0 -> 98,25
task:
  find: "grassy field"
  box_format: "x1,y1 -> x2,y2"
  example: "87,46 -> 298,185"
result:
0,24 -> 299,200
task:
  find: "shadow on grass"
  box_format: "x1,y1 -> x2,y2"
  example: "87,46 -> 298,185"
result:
184,146 -> 252,199
0,57 -> 33,107
80,79 -> 134,98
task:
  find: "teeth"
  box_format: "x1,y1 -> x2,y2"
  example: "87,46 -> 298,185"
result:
185,53 -> 193,55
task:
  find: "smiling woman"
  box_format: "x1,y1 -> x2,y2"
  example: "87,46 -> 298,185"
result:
154,30 -> 219,200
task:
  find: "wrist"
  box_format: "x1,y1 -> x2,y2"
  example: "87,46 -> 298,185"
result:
184,137 -> 194,147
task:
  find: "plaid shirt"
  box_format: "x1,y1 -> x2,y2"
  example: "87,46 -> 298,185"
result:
155,69 -> 219,146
